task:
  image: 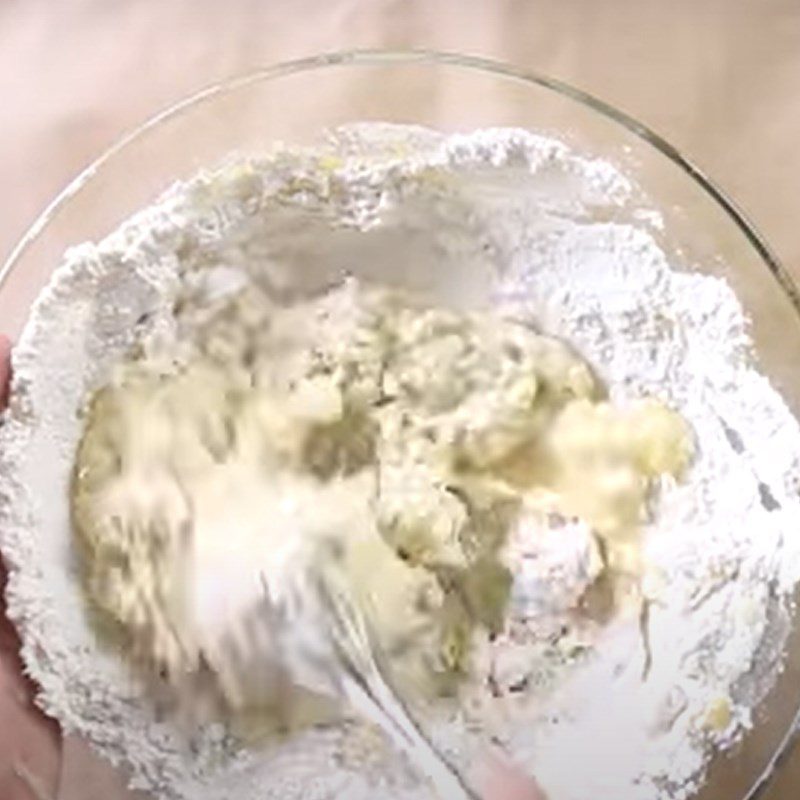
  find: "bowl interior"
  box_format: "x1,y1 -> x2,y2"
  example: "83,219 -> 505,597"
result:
2,51 -> 799,800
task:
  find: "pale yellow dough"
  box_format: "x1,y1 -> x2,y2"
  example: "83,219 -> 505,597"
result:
72,278 -> 692,717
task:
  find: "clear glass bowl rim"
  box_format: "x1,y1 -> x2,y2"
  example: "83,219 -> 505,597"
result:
1,47 -> 798,800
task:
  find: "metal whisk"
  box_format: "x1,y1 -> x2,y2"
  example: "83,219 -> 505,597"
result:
310,559 -> 479,800
230,546 -> 479,800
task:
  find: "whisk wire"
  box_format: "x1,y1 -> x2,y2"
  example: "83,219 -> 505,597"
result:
312,559 -> 479,800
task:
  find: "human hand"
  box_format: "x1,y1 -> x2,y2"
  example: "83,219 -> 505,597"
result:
0,334 -> 62,799
477,751 -> 545,800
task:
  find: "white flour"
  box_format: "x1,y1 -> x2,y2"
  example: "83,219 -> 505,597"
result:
2,124 -> 800,800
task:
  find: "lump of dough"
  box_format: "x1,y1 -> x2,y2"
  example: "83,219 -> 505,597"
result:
71,277 -> 693,730
507,512 -> 603,619
541,397 -> 693,572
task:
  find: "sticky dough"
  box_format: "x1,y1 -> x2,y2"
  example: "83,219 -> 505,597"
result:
71,277 -> 692,717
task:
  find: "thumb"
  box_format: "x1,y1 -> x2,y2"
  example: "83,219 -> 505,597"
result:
0,334 -> 10,409
474,751 -> 545,800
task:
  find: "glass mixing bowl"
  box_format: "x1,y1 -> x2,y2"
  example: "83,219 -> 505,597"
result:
1,49 -> 799,800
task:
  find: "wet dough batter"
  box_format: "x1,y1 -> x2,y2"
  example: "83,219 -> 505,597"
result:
72,277 -> 692,719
